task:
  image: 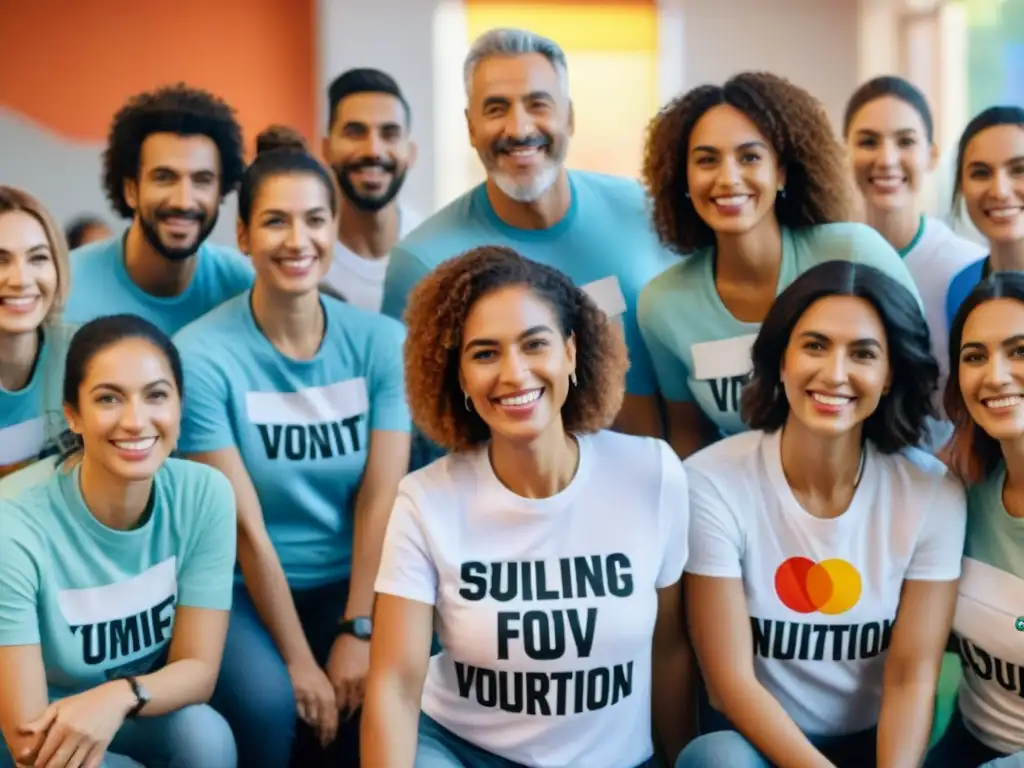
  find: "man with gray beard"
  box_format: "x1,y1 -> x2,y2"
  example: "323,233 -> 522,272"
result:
381,28 -> 675,440
320,68 -> 421,312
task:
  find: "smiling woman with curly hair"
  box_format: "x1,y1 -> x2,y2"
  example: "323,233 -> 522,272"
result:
363,245 -> 696,767
636,72 -> 923,461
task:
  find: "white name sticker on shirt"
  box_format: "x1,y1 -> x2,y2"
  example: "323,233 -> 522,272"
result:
581,276 -> 627,319
691,334 -> 758,381
0,416 -> 45,465
245,378 -> 369,425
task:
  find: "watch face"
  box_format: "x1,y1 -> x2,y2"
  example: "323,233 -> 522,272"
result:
352,617 -> 372,638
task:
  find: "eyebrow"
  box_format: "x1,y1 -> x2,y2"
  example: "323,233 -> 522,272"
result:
482,90 -> 556,108
691,140 -> 769,155
260,206 -> 330,217
0,243 -> 49,256
799,330 -> 883,349
855,127 -> 920,137
961,334 -> 1024,352
464,324 -> 554,351
89,379 -> 173,394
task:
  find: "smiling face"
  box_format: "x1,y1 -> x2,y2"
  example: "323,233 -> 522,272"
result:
0,210 -> 59,337
238,172 -> 334,297
687,104 -> 785,239
781,295 -> 892,439
459,284 -> 576,445
957,297 -> 1024,442
961,124 -> 1024,245
847,95 -> 935,214
65,337 -> 181,483
466,53 -> 572,203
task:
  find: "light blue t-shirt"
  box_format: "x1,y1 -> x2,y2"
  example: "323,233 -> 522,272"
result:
952,463 -> 1024,753
638,223 -> 924,436
0,324 -> 76,478
65,236 -> 254,336
173,292 -> 410,589
381,172 -> 676,397
0,458 -> 236,701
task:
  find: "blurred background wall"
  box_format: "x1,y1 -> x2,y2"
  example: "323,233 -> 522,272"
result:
0,0 -> 1020,246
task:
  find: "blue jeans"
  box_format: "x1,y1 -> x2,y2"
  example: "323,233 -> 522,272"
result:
210,580 -> 359,768
676,709 -> 876,768
415,713 -> 657,768
924,708 -> 1024,768
1,704 -> 235,768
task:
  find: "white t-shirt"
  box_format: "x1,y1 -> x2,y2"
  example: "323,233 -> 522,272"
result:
684,429 -> 966,737
322,204 -> 422,313
374,430 -> 689,768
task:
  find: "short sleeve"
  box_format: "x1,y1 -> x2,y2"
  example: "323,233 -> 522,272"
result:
177,467 -> 238,610
381,245 -> 431,322
369,319 -> 411,433
0,512 -> 42,646
905,474 -> 967,581
656,441 -> 689,588
638,284 -> 695,403
175,345 -> 237,454
683,464 -> 745,578
374,487 -> 438,605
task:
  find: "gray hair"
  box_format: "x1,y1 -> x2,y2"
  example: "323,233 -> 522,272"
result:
463,28 -> 569,100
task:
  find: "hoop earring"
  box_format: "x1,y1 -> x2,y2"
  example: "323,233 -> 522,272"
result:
570,371 -> 578,387
464,393 -> 472,412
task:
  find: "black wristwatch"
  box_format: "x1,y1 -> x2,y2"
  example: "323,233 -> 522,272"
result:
337,616 -> 372,640
124,676 -> 150,718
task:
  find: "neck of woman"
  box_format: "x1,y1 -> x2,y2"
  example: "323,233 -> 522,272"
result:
865,205 -> 920,253
714,213 -> 784,285
251,282 -> 324,360
489,422 -> 579,499
779,417 -> 864,519
0,328 -> 41,392
77,454 -> 154,531
989,238 -> 1024,272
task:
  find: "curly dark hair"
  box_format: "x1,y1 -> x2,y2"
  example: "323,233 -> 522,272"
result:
102,83 -> 246,219
403,246 -> 629,452
643,72 -> 853,255
740,260 -> 938,453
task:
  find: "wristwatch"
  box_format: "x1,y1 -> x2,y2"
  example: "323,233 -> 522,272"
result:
337,616 -> 372,640
124,676 -> 151,718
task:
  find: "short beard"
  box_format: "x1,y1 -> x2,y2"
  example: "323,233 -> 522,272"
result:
334,165 -> 407,214
137,209 -> 218,261
491,163 -> 561,203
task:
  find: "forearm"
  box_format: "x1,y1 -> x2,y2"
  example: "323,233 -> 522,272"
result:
720,683 -> 834,768
876,679 -> 935,768
238,536 -> 315,666
361,673 -> 421,768
652,643 -> 696,762
132,658 -> 219,717
344,500 -> 390,619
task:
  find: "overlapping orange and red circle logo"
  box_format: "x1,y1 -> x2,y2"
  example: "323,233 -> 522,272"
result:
774,557 -> 862,615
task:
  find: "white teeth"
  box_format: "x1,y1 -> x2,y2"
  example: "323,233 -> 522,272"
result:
113,437 -> 157,451
280,257 -> 314,270
988,208 -> 1022,221
811,393 -> 852,406
510,147 -> 539,156
498,389 -> 542,406
0,297 -> 37,307
984,395 -> 1022,409
714,195 -> 749,206
872,178 -> 904,190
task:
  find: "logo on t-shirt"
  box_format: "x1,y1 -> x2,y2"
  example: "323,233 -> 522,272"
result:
58,558 -> 177,673
690,335 -> 758,414
775,557 -> 863,615
453,554 -> 637,717
245,379 -> 368,462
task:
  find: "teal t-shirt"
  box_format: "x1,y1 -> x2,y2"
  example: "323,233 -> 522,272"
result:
173,292 -> 410,589
380,171 -> 676,397
0,458 -> 237,701
637,222 -> 923,436
952,464 -> 1024,753
65,236 -> 254,335
0,324 -> 76,478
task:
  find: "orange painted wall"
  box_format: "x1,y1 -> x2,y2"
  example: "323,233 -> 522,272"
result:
0,0 -> 316,154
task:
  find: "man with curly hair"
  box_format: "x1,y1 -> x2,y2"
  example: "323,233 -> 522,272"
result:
380,28 -> 675,441
64,84 -> 254,335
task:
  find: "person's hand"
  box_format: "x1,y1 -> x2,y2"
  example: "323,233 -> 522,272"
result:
17,680 -> 134,768
326,633 -> 370,720
287,658 -> 338,748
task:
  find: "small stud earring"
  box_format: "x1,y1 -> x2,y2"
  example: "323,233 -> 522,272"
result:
570,371 -> 578,387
